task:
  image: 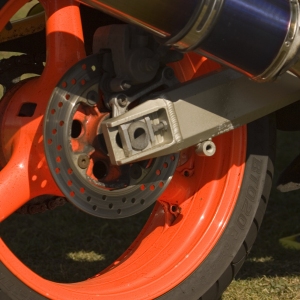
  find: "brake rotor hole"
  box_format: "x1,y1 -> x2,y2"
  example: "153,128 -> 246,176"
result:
68,168 -> 73,174
156,169 -> 161,176
80,187 -> 85,194
56,156 -> 61,163
140,199 -> 145,205
91,65 -> 96,71
70,191 -> 75,197
47,139 -> 52,145
67,180 -> 72,186
122,197 -> 127,203
82,64 -> 87,70
131,198 -> 136,203
87,196 -> 91,202
102,195 -> 107,201
60,121 -> 64,126
140,184 -> 146,191
150,185 -> 155,191
71,78 -> 76,85
163,163 -> 168,168
55,168 -> 60,174
51,109 -> 56,115
93,161 -> 108,180
117,209 -> 122,214
71,120 -> 83,138
159,182 -> 164,188
65,94 -> 70,100
58,102 -> 63,108
52,129 -> 57,135
57,145 -> 62,151
62,82 -> 67,88
109,203 -> 113,209
93,205 -> 97,210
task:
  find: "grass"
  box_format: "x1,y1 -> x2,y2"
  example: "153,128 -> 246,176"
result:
0,203 -> 152,282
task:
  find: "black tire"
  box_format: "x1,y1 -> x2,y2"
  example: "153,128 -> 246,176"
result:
0,116 -> 275,300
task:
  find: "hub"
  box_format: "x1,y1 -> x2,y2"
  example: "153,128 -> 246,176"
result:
44,54 -> 179,219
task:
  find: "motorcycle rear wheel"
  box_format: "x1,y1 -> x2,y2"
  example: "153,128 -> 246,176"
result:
0,3 -> 275,299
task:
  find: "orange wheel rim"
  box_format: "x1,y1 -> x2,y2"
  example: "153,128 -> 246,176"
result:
0,1 -> 247,299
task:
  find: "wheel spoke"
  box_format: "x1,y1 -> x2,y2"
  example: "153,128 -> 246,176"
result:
0,0 -> 86,221
0,135 -> 62,221
0,148 -> 30,221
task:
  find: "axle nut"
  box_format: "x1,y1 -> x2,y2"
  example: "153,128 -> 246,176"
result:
128,121 -> 149,151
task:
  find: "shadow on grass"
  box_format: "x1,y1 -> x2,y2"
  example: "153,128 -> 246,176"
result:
0,203 -> 152,283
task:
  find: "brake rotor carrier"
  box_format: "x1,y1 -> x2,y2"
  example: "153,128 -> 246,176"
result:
44,54 -> 179,219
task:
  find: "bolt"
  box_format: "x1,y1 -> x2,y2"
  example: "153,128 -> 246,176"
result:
110,78 -> 132,92
121,81 -> 132,90
117,94 -> 128,107
152,120 -> 168,132
195,140 -> 216,157
86,90 -> 99,106
78,154 -> 90,169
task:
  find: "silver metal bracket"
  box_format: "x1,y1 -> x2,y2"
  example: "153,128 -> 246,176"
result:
102,69 -> 300,165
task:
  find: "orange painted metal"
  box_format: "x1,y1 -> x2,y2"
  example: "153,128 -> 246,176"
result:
0,1 -> 247,298
0,0 -> 85,221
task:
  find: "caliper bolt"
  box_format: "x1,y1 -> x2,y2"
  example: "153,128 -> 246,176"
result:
152,120 -> 168,132
86,90 -> 99,106
195,140 -> 216,157
121,81 -> 131,90
110,78 -> 132,92
78,154 -> 90,169
117,94 -> 128,107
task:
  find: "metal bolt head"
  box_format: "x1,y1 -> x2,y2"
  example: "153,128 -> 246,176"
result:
117,94 -> 128,107
121,81 -> 132,90
195,140 -> 216,157
78,154 -> 90,169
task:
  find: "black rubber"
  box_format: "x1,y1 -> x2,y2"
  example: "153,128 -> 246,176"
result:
0,116 -> 275,299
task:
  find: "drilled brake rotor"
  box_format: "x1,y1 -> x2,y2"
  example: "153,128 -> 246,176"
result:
44,54 -> 178,219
